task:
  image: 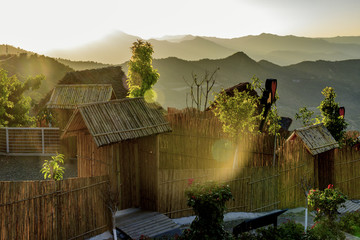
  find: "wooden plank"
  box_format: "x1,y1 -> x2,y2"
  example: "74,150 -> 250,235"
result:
115,208 -> 180,240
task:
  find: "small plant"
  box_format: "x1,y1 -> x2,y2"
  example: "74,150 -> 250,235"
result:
40,153 -> 65,181
307,184 -> 347,222
339,211 -> 360,237
185,181 -> 233,240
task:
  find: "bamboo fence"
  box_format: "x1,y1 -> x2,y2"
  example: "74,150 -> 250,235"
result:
0,175 -> 110,240
158,110 -> 316,218
334,146 -> 360,199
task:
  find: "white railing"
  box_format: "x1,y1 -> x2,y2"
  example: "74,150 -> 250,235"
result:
0,127 -> 60,156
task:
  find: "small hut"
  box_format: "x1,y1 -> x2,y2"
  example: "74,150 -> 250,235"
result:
46,84 -> 117,128
45,84 -> 117,159
61,98 -> 171,210
287,123 -> 339,188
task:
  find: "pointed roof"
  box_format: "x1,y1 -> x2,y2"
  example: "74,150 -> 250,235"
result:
287,123 -> 339,155
46,84 -> 116,109
62,98 -> 171,147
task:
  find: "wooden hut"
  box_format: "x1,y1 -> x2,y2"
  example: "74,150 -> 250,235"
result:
46,84 -> 117,128
45,84 -> 117,159
287,123 -> 339,189
61,98 -> 171,211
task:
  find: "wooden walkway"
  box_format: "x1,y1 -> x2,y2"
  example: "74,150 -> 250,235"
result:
115,208 -> 181,239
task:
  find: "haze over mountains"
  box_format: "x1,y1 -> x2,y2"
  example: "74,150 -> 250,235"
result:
1,32 -> 360,130
48,32 -> 360,66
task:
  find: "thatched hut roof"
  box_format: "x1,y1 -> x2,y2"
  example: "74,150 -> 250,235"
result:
287,123 -> 339,155
36,66 -> 128,112
58,66 -> 128,98
62,98 -> 171,147
46,84 -> 116,109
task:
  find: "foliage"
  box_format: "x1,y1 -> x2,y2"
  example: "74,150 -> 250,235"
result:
307,184 -> 347,222
185,181 -> 233,240
295,107 -> 317,127
265,103 -> 282,136
127,40 -> 159,99
306,219 -> 345,240
184,67 -> 219,111
343,131 -> 360,147
339,211 -> 360,237
211,77 -> 263,138
211,76 -> 281,138
40,153 -> 65,181
319,87 -> 348,141
0,68 -> 43,127
237,220 -> 305,240
36,108 -> 57,127
295,87 -> 348,142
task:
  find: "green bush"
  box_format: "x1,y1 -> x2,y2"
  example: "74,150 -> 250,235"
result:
185,181 -> 233,240
308,184 -> 347,222
306,219 -> 345,240
339,211 -> 360,237
237,220 -> 305,240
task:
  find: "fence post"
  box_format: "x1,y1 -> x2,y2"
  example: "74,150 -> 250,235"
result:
5,127 -> 9,153
41,128 -> 45,154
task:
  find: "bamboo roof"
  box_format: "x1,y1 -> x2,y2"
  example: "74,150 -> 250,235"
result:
46,84 -> 116,109
62,98 -> 171,147
287,123 -> 339,155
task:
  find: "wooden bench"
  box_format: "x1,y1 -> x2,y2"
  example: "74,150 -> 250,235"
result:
233,209 -> 288,237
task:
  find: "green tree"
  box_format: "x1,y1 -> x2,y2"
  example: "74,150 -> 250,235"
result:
319,87 -> 348,141
211,77 -> 280,138
127,40 -> 159,99
295,87 -> 348,141
295,106 -> 317,126
0,68 -> 44,127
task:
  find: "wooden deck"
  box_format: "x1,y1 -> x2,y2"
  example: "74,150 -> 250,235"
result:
115,208 -> 181,239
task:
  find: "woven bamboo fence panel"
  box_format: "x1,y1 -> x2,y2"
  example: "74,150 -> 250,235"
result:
277,139 -> 315,209
0,175 -> 110,240
334,146 -> 360,199
158,110 -> 296,218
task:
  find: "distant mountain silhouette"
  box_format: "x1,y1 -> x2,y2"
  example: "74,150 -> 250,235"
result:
47,32 -> 360,66
120,52 -> 360,130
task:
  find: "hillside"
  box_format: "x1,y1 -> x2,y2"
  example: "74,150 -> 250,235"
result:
121,52 -> 360,130
0,53 -> 73,102
48,32 -> 360,66
55,58 -> 111,71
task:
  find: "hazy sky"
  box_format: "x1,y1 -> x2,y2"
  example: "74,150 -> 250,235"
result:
2,0 -> 360,53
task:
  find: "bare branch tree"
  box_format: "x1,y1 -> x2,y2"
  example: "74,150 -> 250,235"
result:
184,67 -> 219,111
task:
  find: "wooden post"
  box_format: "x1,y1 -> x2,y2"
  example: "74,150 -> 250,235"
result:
134,143 -> 140,208
155,135 -> 160,212
5,128 -> 9,153
41,128 -> 45,154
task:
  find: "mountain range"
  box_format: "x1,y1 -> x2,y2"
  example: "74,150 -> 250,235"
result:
48,32 -> 360,66
1,32 -> 360,130
119,52 -> 360,130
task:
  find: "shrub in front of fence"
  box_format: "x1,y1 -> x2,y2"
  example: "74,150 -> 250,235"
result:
185,180 -> 233,240
308,184 -> 347,222
306,184 -> 347,240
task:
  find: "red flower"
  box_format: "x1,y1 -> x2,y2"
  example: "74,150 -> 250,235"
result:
328,184 -> 334,189
188,178 -> 194,186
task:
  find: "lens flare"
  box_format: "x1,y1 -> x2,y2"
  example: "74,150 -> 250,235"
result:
144,89 -> 158,103
211,139 -> 235,163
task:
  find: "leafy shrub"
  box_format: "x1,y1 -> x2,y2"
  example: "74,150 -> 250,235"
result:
306,219 -> 345,240
339,211 -> 360,237
237,220 -> 305,240
308,184 -> 347,222
185,181 -> 233,240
